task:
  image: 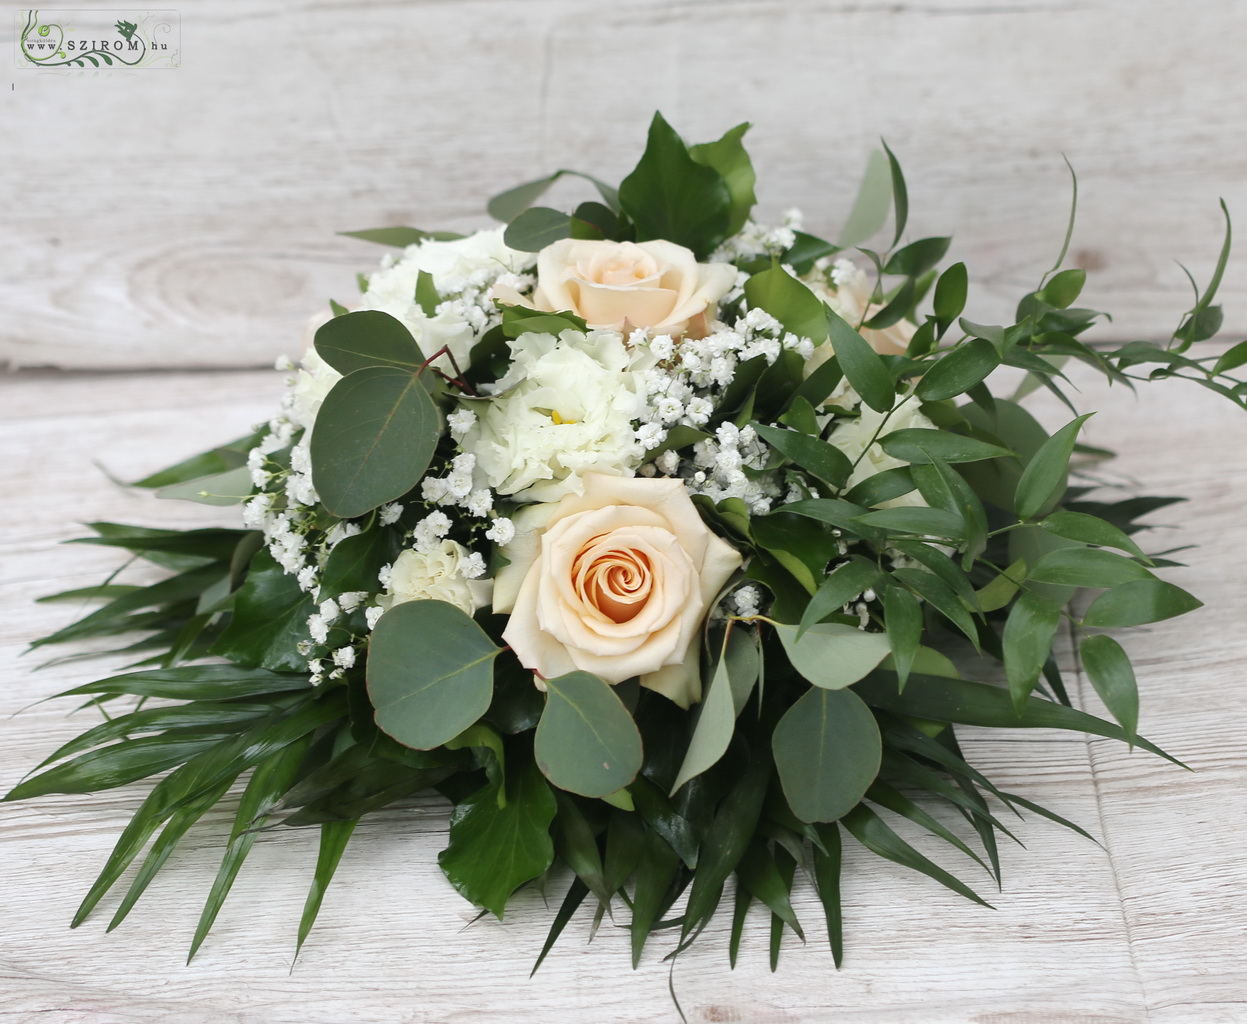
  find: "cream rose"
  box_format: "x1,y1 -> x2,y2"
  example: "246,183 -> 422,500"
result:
494,474 -> 742,708
511,239 -> 737,339
804,259 -> 916,358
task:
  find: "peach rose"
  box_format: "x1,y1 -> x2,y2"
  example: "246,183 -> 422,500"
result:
510,239 -> 737,339
494,474 -> 742,707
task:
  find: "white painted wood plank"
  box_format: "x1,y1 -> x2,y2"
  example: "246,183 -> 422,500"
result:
0,365 -> 1245,1022
2,0 -> 1245,370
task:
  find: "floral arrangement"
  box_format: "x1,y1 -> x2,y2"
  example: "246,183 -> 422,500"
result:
13,115 -> 1244,972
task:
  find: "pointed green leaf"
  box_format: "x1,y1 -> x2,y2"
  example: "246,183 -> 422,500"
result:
367,599 -> 501,751
339,226 -> 462,247
210,551 -> 316,672
1014,414 -> 1093,521
841,805 -> 991,907
826,309 -> 895,413
914,338 -> 1001,402
1039,510 -> 1149,560
1082,579 -> 1203,627
502,206 -> 573,252
811,823 -> 844,966
1003,591 -> 1063,711
752,421 -> 852,488
536,671 -> 643,798
883,584 -> 922,691
671,628 -> 759,794
773,686 -> 881,823
1079,634 -> 1139,744
883,236 -> 950,279
796,557 -> 882,637
688,121 -> 756,237
1038,268 -> 1086,309
932,262 -> 968,329
838,149 -> 892,248
878,427 -> 1011,464
736,839 -> 804,941
295,819 -> 358,957
487,168 -> 620,223
310,365 -> 442,520
1028,548 -> 1154,588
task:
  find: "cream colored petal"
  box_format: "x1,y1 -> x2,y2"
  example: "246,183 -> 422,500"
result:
492,501 -> 560,613
640,641 -> 702,708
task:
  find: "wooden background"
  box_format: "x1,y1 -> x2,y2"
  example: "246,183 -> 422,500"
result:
3,1 -> 1246,1021
2,0 -> 1245,369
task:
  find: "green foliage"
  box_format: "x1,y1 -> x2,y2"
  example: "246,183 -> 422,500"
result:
535,671 -> 644,798
310,364 -> 442,519
367,600 -> 501,751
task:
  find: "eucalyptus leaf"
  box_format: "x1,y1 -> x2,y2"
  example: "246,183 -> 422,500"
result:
773,622 -> 892,690
536,671 -> 644,798
367,600 -> 501,751
314,310 -> 427,376
310,365 -> 441,520
773,686 -> 882,823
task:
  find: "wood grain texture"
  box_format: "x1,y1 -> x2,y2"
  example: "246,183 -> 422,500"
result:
2,0 -> 1245,370
1,364 -> 1245,1022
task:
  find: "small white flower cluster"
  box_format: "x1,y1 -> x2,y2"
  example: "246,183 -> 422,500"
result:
713,210 -> 805,265
421,452 -> 495,518
685,422 -> 782,515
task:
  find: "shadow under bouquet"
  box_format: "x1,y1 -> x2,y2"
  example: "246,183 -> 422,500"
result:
13,113 -> 1245,970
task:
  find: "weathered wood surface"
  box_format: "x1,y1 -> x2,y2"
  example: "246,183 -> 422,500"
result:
1,365 -> 1245,1023
2,0 -> 1245,370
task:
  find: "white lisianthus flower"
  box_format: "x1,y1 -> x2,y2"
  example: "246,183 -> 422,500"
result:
828,396 -> 935,508
463,329 -> 647,502
371,228 -> 533,296
288,347 -> 342,431
377,541 -> 492,617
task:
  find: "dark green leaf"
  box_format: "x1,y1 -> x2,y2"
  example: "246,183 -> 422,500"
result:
438,761 -> 557,918
796,557 -> 882,637
339,226 -> 461,247
841,805 -> 991,906
883,584 -> 922,690
752,422 -> 852,489
688,121 -> 756,237
736,840 -> 804,939
211,552 -> 316,672
310,365 -> 441,519
878,427 -> 1011,464
367,600 -> 501,751
744,261 -> 828,342
295,819 -> 358,957
883,141 -> 908,249
536,671 -> 644,798
932,262 -> 968,329
487,169 -> 620,222
914,338 -> 1001,402
1082,580 -> 1203,627
54,663 -> 310,702
1037,268 -> 1086,309
1080,634 -> 1139,744
853,507 -> 967,542
1014,414 -> 1093,521
811,824 -> 844,966
1003,591 -> 1063,712
618,112 -> 731,260
1028,548 -> 1153,588
826,309 -> 895,413
883,237 -> 950,279
1038,510 -> 1150,560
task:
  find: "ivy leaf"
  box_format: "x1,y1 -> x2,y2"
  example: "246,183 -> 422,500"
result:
618,112 -> 732,260
310,365 -> 442,520
438,761 -> 557,919
211,552 -> 316,672
535,671 -> 644,798
773,686 -> 882,823
688,121 -> 756,237
366,600 -> 501,750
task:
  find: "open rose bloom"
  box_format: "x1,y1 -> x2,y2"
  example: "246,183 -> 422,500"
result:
20,114 -> 1226,972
